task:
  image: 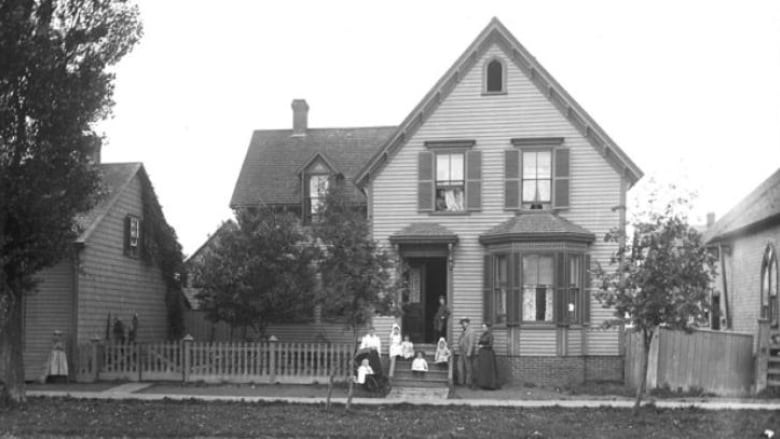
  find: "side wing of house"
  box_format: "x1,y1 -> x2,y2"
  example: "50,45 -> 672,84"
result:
22,259 -> 74,381
76,171 -> 168,344
364,21 -> 639,385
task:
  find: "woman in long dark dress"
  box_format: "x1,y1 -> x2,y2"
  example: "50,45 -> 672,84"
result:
476,323 -> 500,389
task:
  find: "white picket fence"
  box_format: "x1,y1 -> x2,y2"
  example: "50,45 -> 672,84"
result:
76,340 -> 355,384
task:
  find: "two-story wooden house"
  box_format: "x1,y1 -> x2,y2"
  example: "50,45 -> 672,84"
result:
230,18 -> 643,385
23,161 -> 179,381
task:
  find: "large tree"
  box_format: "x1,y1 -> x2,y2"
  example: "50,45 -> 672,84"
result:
194,209 -> 318,339
0,0 -> 142,405
593,186 -> 717,412
313,175 -> 396,408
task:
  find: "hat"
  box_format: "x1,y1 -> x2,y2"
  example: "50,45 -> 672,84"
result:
459,317 -> 470,323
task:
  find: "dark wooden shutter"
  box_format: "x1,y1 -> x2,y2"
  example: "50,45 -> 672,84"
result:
507,252 -> 521,325
505,150 -> 520,209
553,148 -> 570,209
418,151 -> 434,211
466,150 -> 481,211
582,254 -> 591,325
483,255 -> 494,324
123,216 -> 131,256
555,252 -> 567,324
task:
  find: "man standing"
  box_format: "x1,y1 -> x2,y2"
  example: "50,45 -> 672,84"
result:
457,317 -> 477,388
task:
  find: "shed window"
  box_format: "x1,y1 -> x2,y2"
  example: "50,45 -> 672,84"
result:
486,59 -> 504,93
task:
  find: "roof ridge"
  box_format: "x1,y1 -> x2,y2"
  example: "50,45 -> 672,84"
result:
251,125 -> 397,133
706,167 -> 780,242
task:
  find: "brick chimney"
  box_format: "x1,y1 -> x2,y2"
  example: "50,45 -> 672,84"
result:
706,212 -> 716,227
291,99 -> 309,136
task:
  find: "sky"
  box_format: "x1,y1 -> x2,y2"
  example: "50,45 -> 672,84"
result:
98,0 -> 780,256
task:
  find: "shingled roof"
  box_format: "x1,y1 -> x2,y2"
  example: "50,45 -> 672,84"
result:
230,126 -> 397,208
479,211 -> 595,245
389,222 -> 459,244
705,167 -> 780,244
75,162 -> 142,243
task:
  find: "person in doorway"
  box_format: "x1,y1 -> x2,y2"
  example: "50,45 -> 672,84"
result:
457,317 -> 477,388
476,323 -> 500,389
388,323 -> 402,377
433,295 -> 450,341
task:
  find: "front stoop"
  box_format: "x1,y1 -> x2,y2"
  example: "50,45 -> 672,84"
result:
387,385 -> 450,401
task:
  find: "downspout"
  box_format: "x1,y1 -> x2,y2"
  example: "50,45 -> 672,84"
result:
718,243 -> 731,330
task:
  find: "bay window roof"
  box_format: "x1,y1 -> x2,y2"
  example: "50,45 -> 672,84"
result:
479,211 -> 595,245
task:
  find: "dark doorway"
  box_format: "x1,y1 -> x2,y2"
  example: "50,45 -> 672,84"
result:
402,257 -> 446,344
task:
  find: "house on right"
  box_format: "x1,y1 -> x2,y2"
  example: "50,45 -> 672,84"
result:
705,167 -> 780,391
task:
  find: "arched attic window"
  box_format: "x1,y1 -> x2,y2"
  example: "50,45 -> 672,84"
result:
485,58 -> 505,93
761,244 -> 778,326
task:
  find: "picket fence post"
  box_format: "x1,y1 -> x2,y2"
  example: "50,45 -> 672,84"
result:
182,335 -> 194,383
269,340 -> 277,383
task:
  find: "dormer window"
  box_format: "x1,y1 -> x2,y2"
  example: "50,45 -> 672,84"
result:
308,173 -> 329,221
485,58 -> 505,94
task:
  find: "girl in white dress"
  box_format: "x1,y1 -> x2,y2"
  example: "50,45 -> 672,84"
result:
388,323 -> 402,377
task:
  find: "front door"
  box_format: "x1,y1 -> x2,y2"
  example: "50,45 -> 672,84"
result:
402,258 -> 446,343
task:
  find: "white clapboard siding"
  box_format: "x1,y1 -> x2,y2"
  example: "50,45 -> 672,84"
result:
77,173 -> 168,343
371,43 -> 622,356
567,328 -> 583,356
518,328 -> 557,356
23,260 -> 74,381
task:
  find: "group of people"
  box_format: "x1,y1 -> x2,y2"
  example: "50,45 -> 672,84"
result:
354,295 -> 499,392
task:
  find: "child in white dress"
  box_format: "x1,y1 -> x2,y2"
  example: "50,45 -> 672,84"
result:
434,337 -> 451,368
388,323 -> 402,377
400,335 -> 414,360
411,351 -> 428,377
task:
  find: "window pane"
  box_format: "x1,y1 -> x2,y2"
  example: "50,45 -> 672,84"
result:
436,154 -> 450,182
522,181 -> 537,203
537,180 -> 551,202
569,256 -> 582,288
537,151 -> 552,178
495,288 -> 506,323
538,256 -> 553,285
523,255 -> 538,285
523,152 -> 537,178
522,287 -> 536,321
487,60 -> 503,92
450,153 -> 464,181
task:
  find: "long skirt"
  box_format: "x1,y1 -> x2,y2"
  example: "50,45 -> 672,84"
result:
476,347 -> 499,390
355,349 -> 383,378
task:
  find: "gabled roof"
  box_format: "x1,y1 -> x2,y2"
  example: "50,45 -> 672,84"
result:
705,167 -> 780,244
75,162 -> 143,243
356,17 -> 643,187
479,211 -> 595,245
230,126 -> 397,208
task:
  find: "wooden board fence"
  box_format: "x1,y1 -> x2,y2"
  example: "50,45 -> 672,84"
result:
76,341 -> 356,384
625,327 -> 754,396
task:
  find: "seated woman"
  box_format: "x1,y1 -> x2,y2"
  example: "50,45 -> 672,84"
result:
355,326 -> 383,378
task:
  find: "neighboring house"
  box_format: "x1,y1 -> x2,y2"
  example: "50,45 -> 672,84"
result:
704,168 -> 780,390
23,162 -> 177,381
229,18 -> 643,385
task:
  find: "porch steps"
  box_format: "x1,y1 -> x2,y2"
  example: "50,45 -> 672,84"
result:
386,343 -> 450,401
767,330 -> 780,389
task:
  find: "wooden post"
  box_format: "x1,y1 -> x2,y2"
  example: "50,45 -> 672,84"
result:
269,339 -> 277,384
136,342 -> 142,382
755,318 -> 770,393
90,336 -> 101,382
182,335 -> 194,383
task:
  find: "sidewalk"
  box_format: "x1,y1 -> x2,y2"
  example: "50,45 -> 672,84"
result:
26,382 -> 780,410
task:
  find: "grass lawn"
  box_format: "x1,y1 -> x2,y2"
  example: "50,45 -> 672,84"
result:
1,398 -> 778,438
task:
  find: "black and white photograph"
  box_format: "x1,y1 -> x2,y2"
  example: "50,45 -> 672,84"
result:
1,0 -> 779,437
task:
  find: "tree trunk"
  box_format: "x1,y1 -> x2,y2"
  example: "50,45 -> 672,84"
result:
0,294 -> 26,407
345,326 -> 358,411
633,328 -> 652,414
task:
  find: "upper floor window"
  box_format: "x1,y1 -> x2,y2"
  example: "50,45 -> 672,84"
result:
761,244 -> 778,326
435,152 -> 465,212
505,138 -> 569,210
522,150 -> 552,206
124,215 -> 141,258
418,140 -> 481,213
308,174 -> 329,222
485,59 -> 505,93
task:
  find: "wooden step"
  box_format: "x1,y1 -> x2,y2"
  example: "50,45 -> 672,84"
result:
391,377 -> 449,387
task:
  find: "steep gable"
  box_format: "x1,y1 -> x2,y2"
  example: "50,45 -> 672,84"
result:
75,162 -> 142,243
357,17 -> 642,187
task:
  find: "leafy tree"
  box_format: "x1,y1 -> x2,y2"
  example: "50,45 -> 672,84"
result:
313,174 -> 396,408
194,209 -> 318,339
0,0 -> 142,405
593,186 -> 717,412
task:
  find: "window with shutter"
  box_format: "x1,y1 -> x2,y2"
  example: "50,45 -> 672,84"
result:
504,150 -> 520,210
483,255 -> 494,324
124,215 -> 141,258
553,148 -> 570,209
418,151 -> 434,212
507,138 -> 569,210
421,140 -> 477,214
